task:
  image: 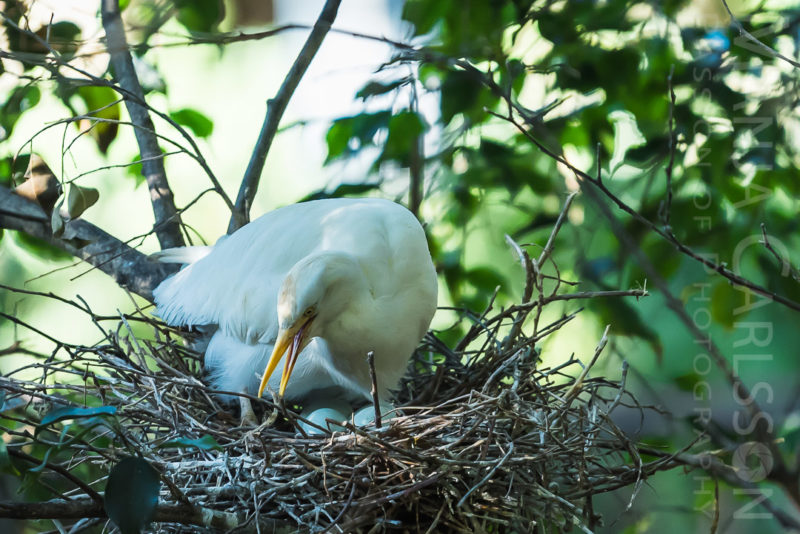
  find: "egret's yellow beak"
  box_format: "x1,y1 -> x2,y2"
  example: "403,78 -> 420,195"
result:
257,316 -> 313,398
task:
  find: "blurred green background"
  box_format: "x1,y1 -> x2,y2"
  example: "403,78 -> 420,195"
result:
1,0 -> 800,532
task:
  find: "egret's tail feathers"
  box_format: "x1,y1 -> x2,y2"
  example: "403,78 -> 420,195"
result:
149,246 -> 213,265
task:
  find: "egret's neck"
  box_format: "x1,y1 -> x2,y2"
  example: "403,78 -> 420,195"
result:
320,272 -> 426,401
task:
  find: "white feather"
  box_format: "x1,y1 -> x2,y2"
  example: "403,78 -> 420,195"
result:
149,245 -> 214,264
153,198 -> 438,403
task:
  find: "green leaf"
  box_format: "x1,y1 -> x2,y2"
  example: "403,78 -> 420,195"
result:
440,70 -> 485,125
325,118 -> 353,161
710,282 -> 737,328
40,405 -> 117,428
126,147 -> 166,186
0,154 -> 30,185
381,111 -> 425,165
0,439 -> 18,476
325,111 -> 391,162
159,435 -> 222,451
356,79 -> 408,100
105,457 -> 160,534
402,0 -> 450,35
0,85 -> 40,140
299,182 -> 381,202
674,373 -> 701,392
588,297 -> 662,360
174,0 -> 224,33
66,184 -> 99,218
76,85 -> 121,154
169,108 -> 213,138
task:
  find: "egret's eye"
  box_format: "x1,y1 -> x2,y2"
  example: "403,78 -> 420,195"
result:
303,307 -> 315,317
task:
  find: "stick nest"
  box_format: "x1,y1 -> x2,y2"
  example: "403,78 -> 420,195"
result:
0,204 -> 669,533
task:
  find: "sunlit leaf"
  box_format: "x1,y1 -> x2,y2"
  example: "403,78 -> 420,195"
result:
608,110 -> 646,176
170,108 -> 213,138
76,86 -> 121,154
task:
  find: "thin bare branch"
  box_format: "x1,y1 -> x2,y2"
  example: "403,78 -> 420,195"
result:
100,0 -> 184,249
228,0 -> 342,233
0,498 -> 290,532
720,0 -> 800,69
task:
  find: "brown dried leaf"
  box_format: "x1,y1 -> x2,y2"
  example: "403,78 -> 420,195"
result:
13,155 -> 62,213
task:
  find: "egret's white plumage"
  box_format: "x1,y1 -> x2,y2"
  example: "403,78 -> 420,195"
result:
153,198 -> 438,410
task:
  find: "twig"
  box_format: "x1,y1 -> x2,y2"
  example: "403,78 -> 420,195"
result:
564,325 -> 610,404
663,64 -> 676,229
487,105 -> 800,313
760,223 -> 799,281
720,0 -> 800,69
8,450 -> 104,506
367,351 -> 381,429
457,443 -> 515,507
580,177 -> 796,504
409,75 -> 424,216
100,0 -> 184,249
0,498 -> 289,532
228,0 -> 342,232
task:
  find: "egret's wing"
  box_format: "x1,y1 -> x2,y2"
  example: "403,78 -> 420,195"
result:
153,216 -> 307,342
154,200 -> 357,341
153,198 -> 430,343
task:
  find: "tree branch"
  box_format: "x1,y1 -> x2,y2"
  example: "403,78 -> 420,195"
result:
0,186 -> 172,301
227,0 -> 342,233
484,101 -> 800,313
0,498 -> 291,532
100,0 -> 185,249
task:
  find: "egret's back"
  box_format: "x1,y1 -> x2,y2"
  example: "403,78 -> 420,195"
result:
153,198 -> 436,399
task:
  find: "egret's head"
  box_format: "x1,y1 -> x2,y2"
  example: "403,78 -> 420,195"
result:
257,253 -> 362,398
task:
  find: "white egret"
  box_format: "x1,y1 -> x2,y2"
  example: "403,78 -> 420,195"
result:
152,198 -> 438,425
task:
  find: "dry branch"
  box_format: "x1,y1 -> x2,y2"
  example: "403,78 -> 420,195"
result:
228,0 -> 342,233
101,0 -> 184,249
0,185 -> 172,300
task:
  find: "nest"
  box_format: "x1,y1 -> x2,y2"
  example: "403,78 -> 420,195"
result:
0,203 -> 673,533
